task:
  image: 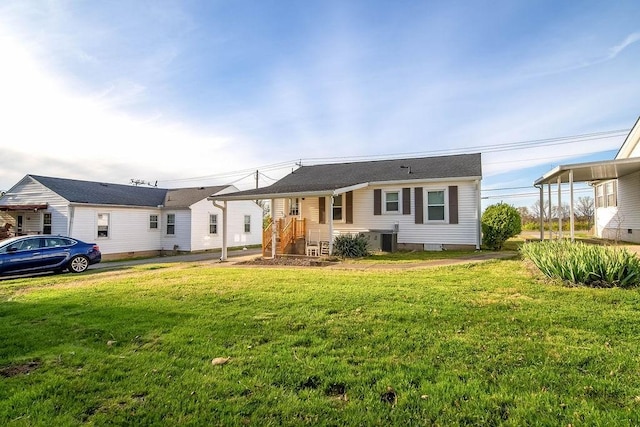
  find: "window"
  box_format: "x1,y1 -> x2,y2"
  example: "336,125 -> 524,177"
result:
210,214 -> 218,234
596,181 -> 617,208
288,198 -> 299,216
166,213 -> 175,235
149,214 -> 158,230
333,195 -> 343,221
384,191 -> 400,213
596,184 -> 604,208
97,213 -> 110,237
244,215 -> 251,233
605,181 -> 617,207
43,213 -> 52,234
427,190 -> 445,221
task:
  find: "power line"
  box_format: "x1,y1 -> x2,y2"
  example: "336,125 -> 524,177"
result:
158,127 -> 628,187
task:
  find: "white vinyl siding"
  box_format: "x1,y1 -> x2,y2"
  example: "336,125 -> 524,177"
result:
189,198 -> 263,251
298,180 -> 479,247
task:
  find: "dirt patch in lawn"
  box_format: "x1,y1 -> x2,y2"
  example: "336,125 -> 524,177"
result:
238,257 -> 335,267
0,360 -> 41,378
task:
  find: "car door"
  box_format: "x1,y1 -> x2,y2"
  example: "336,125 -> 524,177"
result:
0,237 -> 44,274
40,237 -> 73,269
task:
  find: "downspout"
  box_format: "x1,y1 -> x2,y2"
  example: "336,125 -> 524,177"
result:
68,205 -> 75,237
211,200 -> 228,261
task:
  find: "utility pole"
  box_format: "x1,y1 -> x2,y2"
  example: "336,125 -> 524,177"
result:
255,170 -> 259,189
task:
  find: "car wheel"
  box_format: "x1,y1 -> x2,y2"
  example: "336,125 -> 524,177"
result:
68,256 -> 90,273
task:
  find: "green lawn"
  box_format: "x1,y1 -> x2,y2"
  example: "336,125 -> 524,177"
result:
1,259 -> 639,426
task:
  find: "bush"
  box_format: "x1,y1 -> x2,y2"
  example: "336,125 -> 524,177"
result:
521,240 -> 640,288
333,234 -> 370,258
482,203 -> 522,250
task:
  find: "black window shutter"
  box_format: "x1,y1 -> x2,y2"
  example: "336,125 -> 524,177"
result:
373,189 -> 382,215
414,187 -> 423,224
346,191 -> 353,224
319,197 -> 326,224
402,188 -> 411,215
448,186 -> 458,224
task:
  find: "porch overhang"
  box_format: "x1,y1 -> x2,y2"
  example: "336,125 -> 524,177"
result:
0,204 -> 48,211
534,157 -> 640,186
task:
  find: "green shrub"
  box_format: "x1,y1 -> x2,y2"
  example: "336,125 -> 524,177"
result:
482,203 -> 522,250
521,240 -> 640,288
333,233 -> 370,258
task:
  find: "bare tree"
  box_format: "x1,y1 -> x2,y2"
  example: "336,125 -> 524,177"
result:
575,196 -> 594,227
530,199 -> 550,222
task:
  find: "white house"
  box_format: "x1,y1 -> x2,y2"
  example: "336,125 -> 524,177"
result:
0,175 -> 263,259
534,116 -> 640,242
211,153 -> 482,258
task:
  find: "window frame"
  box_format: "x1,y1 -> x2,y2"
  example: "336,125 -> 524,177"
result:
426,189 -> 447,222
288,198 -> 300,216
209,214 -> 218,235
605,181 -> 617,207
243,215 -> 251,233
97,213 -> 110,238
383,190 -> 401,214
43,212 -> 52,234
332,194 -> 344,222
149,214 -> 159,230
166,213 -> 176,235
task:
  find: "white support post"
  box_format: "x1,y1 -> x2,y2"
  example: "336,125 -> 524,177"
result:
328,195 -> 334,255
557,176 -> 562,239
211,200 -> 228,261
539,186 -> 544,240
547,183 -> 552,240
223,201 -> 228,260
271,198 -> 276,259
569,170 -> 575,241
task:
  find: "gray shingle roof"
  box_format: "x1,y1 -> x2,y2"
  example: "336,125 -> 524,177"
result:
218,153 -> 482,198
29,175 -> 227,208
164,186 -> 228,208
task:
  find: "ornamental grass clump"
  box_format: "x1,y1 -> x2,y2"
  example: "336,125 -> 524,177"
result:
521,240 -> 640,288
333,233 -> 370,258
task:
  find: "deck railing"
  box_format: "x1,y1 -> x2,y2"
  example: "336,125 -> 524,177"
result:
262,218 -> 306,257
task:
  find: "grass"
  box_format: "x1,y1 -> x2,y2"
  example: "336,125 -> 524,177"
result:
351,249 -> 480,263
1,260 -> 640,426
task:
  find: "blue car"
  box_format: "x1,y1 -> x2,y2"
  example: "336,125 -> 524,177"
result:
0,235 -> 101,276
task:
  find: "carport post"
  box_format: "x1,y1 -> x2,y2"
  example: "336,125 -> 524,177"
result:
557,176 -> 562,239
547,183 -> 552,240
538,185 -> 544,240
569,170 -> 575,242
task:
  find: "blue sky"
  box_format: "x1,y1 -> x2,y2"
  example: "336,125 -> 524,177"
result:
1,1 -> 639,210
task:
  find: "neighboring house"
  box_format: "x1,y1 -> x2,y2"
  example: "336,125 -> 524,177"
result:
0,175 -> 263,259
212,153 -> 482,258
534,116 -> 640,242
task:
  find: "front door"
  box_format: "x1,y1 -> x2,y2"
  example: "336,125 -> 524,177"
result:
16,215 -> 23,235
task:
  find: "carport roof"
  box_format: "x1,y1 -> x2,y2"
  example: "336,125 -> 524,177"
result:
534,157 -> 640,186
